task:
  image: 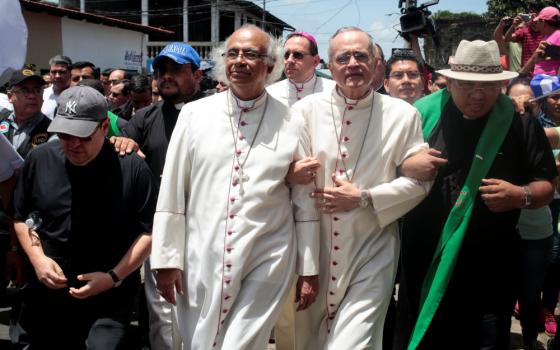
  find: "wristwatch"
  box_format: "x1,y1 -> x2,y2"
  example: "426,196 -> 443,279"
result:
522,186 -> 532,208
359,190 -> 371,208
107,270 -> 122,288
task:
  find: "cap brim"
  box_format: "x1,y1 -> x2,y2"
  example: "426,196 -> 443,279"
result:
11,75 -> 46,88
153,54 -> 198,69
436,69 -> 518,82
47,116 -> 99,137
533,88 -> 560,101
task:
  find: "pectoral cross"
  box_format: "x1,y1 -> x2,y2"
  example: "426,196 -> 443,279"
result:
233,168 -> 250,195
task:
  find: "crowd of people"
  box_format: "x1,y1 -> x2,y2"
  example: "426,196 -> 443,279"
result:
1,4 -> 560,350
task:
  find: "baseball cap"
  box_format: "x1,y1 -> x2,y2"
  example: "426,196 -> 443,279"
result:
530,74 -> 560,100
534,6 -> 560,22
152,42 -> 201,69
47,86 -> 108,137
8,69 -> 46,88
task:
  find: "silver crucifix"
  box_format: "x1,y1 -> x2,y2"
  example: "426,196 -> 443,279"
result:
233,168 -> 250,195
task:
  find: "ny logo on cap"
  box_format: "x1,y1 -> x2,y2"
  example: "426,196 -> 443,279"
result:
65,100 -> 77,115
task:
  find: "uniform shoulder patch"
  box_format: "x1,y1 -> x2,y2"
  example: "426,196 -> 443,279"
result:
31,133 -> 49,147
0,121 -> 9,134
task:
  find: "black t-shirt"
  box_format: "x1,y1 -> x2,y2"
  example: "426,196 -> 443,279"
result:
12,140 -> 156,289
122,91 -> 205,189
401,99 -> 557,316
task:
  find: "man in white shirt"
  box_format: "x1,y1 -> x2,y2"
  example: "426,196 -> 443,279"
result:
41,55 -> 72,119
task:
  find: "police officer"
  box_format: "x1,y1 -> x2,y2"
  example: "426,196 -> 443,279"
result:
1,69 -> 53,302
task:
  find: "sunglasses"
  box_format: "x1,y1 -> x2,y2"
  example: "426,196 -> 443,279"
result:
334,51 -> 370,65
284,50 -> 310,60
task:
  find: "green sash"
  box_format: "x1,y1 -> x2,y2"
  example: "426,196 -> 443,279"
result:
107,111 -> 120,138
407,89 -> 514,349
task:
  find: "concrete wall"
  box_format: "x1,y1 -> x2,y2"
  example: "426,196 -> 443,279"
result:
23,11 -> 63,71
424,18 -> 499,69
61,17 -> 144,71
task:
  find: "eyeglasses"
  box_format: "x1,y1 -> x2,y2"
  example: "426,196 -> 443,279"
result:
284,50 -> 310,60
333,51 -> 370,65
453,80 -> 501,91
11,87 -> 43,96
434,82 -> 447,89
389,71 -> 422,80
57,123 -> 101,143
223,49 -> 268,61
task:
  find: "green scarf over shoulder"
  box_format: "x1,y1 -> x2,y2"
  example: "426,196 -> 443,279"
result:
407,89 -> 514,349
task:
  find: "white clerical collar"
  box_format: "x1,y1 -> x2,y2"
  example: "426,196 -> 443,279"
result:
289,74 -> 317,93
462,114 -> 477,120
174,102 -> 185,110
333,86 -> 374,108
228,90 -> 267,112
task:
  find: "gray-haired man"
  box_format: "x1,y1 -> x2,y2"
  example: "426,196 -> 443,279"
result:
151,24 -> 319,349
42,54 -> 73,119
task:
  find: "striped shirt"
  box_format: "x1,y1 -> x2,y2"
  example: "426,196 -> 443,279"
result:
513,26 -> 543,67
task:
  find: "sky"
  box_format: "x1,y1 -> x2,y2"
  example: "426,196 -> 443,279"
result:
255,0 -> 488,59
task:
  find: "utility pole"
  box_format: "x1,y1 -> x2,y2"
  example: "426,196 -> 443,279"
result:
261,0 -> 265,30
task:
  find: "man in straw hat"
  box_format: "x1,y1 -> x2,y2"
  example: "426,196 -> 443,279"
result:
397,40 -> 558,350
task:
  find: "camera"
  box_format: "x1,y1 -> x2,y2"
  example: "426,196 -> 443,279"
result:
519,13 -> 532,22
398,0 -> 440,46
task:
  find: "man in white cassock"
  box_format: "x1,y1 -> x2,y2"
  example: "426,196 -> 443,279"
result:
151,24 -> 320,350
266,30 -> 334,350
267,31 -> 335,107
290,27 -> 431,349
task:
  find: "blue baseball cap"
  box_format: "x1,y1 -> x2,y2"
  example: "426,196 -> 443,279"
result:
530,74 -> 560,100
153,42 -> 201,69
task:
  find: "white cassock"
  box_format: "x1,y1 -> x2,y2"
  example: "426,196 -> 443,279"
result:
267,74 -> 336,107
267,74 -> 335,350
151,90 -> 320,350
292,87 -> 431,349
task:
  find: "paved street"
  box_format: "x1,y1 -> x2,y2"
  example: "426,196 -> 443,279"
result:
0,303 -> 554,349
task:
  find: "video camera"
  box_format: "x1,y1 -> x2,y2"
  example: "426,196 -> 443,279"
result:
398,0 -> 440,46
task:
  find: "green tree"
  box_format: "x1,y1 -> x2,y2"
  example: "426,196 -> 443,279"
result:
486,0 -> 557,19
433,10 -> 483,20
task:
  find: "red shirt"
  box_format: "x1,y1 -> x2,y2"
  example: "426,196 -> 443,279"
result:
513,26 -> 543,66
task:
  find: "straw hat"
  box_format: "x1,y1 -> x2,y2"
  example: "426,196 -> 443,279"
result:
437,40 -> 518,82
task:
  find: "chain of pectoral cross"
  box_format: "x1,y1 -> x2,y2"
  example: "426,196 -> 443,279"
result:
330,91 -> 374,183
227,94 -> 268,195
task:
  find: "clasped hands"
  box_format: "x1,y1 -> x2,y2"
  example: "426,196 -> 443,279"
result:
287,157 -> 363,213
32,254 -> 114,299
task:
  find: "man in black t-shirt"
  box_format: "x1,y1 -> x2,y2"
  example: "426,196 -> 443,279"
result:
12,86 -> 155,349
109,42 -> 203,350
